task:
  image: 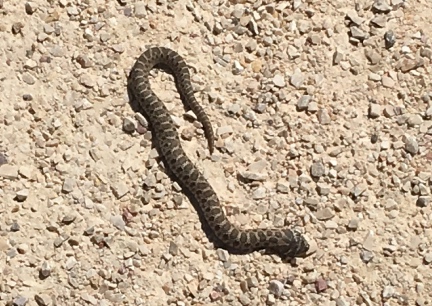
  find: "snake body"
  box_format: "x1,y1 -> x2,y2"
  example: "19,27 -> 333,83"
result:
127,47 -> 310,258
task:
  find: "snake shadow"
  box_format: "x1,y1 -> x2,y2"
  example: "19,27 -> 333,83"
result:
127,75 -> 299,264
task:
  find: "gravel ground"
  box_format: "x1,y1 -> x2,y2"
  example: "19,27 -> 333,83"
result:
1,0 -> 432,305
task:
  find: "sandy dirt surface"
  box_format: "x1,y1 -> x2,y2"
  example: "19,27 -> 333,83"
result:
0,0 -> 432,305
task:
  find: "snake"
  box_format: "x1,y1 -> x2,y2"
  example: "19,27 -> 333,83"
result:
127,46 -> 310,258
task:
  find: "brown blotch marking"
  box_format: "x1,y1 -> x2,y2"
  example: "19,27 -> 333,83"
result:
184,163 -> 193,173
222,222 -> 232,233
240,233 -> 247,244
258,231 -> 266,242
215,214 -> 225,224
179,158 -> 188,165
210,207 -> 220,216
160,122 -> 172,130
281,236 -> 290,244
207,199 -> 219,208
190,170 -> 199,181
189,180 -> 197,189
202,189 -> 214,198
197,182 -> 208,190
175,165 -> 183,174
160,141 -> 171,151
249,233 -> 258,245
232,240 -> 241,248
168,158 -> 177,168
229,228 -> 239,241
268,237 -> 278,244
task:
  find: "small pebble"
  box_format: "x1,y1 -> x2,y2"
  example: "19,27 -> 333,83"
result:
272,74 -> 285,87
310,161 -> 325,178
369,104 -> 381,118
15,189 -> 29,201
290,69 -> 305,88
10,221 -> 20,232
111,215 -> 126,231
13,296 -> 28,306
0,165 -> 18,179
12,22 -> 24,34
297,95 -> 311,111
403,135 -> 419,155
315,208 -> 335,220
268,280 -> 284,297
25,2 -> 37,14
123,117 -> 137,133
347,218 -> 359,230
417,196 -> 430,208
384,30 -> 396,49
62,178 -> 75,193
317,108 -> 331,124
315,278 -> 328,292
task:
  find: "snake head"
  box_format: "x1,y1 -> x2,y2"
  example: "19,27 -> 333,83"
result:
274,230 -> 311,259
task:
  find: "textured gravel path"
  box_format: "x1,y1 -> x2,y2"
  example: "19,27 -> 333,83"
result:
0,0 -> 431,305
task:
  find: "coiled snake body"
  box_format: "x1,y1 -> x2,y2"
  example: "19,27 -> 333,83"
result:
127,47 -> 310,258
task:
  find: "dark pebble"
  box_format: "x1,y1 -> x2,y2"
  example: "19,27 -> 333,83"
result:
0,153 -> 7,165
10,221 -> 20,232
384,30 -> 396,49
22,94 -> 33,101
